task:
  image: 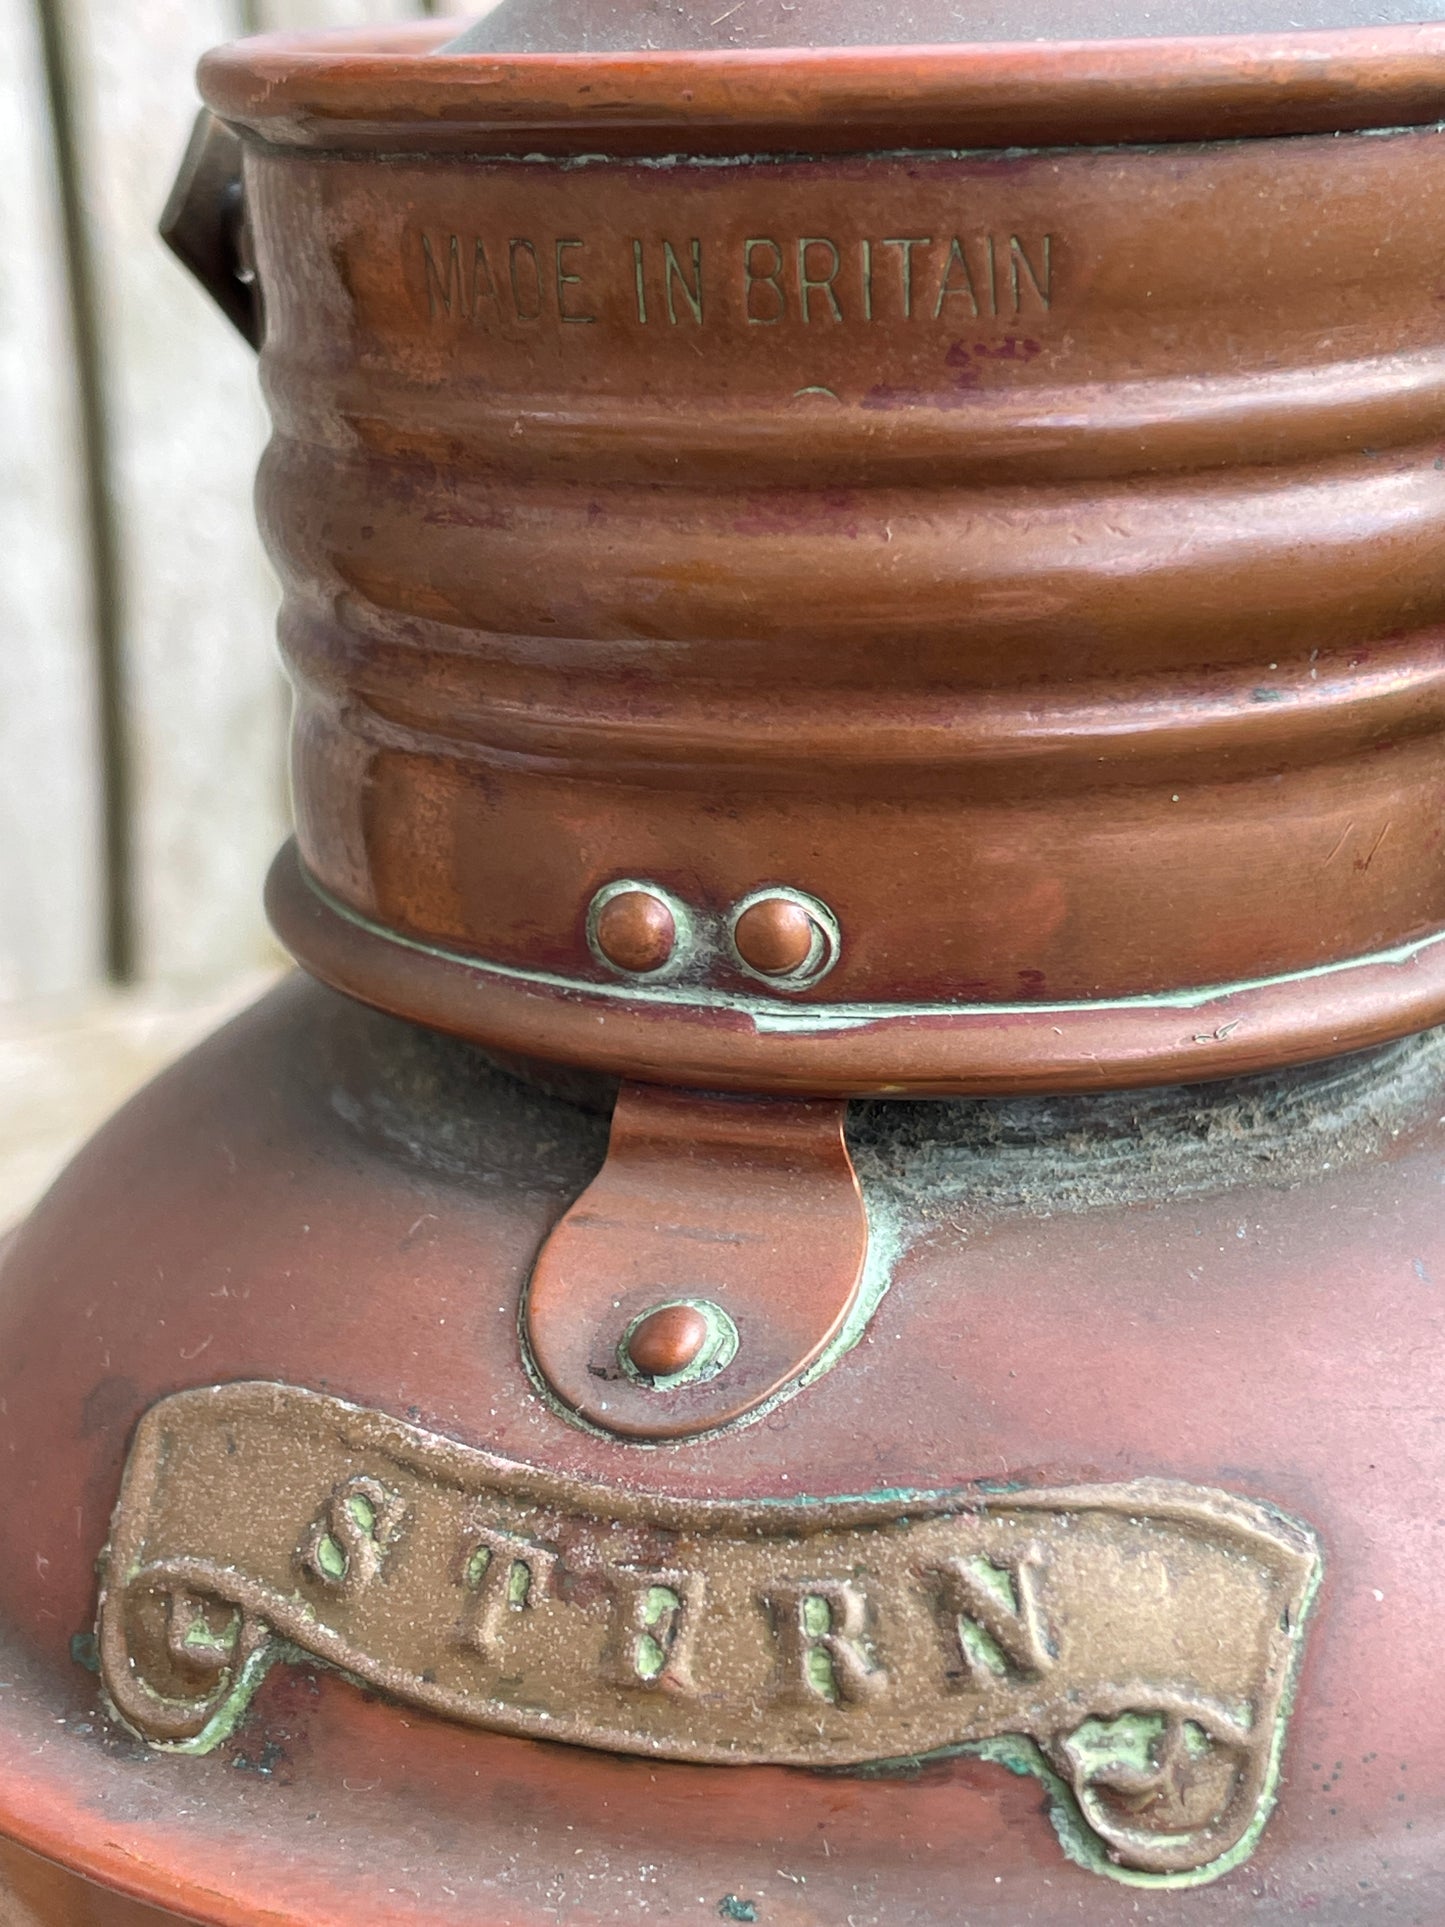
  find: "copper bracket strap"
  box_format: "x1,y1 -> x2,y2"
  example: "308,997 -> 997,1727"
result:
524,1083 -> 869,1439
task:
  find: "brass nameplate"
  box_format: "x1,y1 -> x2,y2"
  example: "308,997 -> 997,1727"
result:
98,1384 -> 1319,1888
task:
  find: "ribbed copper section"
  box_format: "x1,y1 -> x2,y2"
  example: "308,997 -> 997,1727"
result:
208,27 -> 1445,1090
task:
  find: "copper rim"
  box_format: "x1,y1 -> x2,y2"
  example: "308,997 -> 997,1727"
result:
201,22 -> 1445,155
268,842 -> 1445,1095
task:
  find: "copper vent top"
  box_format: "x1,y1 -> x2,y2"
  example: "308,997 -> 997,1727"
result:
446,0 -> 1445,51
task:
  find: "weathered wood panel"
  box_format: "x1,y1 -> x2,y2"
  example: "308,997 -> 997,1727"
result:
0,0 -> 513,1220
0,0 -> 103,1004
0,0 -> 485,1018
48,0 -> 288,989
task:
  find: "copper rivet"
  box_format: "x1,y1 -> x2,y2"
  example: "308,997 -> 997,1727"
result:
627,1303 -> 710,1379
734,897 -> 820,977
594,890 -> 677,975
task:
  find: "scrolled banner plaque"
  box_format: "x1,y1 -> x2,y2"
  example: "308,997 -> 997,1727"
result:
97,1384 -> 1320,1888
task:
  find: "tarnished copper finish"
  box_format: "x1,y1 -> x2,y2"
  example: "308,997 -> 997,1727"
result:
0,983 -> 1443,1919
184,18 -> 1445,1094
9,8 -> 1445,1924
524,1083 -> 867,1438
200,17 -> 1445,150
269,838 -> 1445,1096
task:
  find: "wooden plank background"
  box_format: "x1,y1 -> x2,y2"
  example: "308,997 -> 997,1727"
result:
0,0 -> 100,1005
0,0 -> 478,1218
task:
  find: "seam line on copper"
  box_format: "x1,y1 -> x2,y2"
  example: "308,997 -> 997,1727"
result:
297,857 -> 1445,1032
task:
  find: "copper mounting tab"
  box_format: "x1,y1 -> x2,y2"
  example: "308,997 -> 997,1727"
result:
524,1083 -> 869,1439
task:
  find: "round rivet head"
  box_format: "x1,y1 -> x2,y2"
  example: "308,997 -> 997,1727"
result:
593,888 -> 677,976
734,897 -> 818,977
730,889 -> 840,988
626,1303 -> 710,1379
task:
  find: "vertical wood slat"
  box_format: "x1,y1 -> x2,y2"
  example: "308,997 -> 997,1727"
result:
47,0 -> 288,990
0,0 -> 103,1004
1,0 -> 481,1013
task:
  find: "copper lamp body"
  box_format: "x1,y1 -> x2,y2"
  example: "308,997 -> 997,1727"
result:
3,4 -> 1445,1921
